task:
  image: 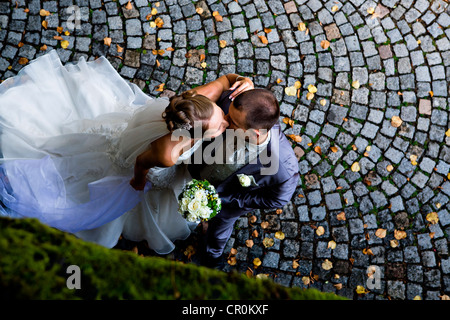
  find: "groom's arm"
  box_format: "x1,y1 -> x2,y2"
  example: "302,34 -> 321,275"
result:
218,173 -> 299,214
192,74 -> 254,102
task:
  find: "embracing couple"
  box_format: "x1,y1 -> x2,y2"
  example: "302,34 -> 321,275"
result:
0,50 -> 299,269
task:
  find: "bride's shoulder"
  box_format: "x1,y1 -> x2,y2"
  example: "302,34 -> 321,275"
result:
150,132 -> 193,166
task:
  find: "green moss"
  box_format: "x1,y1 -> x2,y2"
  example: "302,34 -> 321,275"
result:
0,217 -> 345,300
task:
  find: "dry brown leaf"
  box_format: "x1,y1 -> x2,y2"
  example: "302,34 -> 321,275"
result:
116,44 -> 124,53
297,22 -> 306,31
258,35 -> 268,44
375,228 -> 387,239
264,28 -> 272,34
103,37 -> 112,46
260,221 -> 269,229
314,146 -> 322,155
320,39 -> 330,49
391,116 -> 403,128
394,229 -> 407,240
41,20 -> 48,29
228,256 -> 237,266
212,11 -> 223,22
18,57 -> 28,65
330,146 -> 338,153
246,239 -> 254,248
40,9 -> 51,16
155,83 -> 165,92
252,229 -> 259,238
337,211 -> 346,221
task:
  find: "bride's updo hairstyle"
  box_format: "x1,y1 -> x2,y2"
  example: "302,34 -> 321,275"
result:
162,90 -> 214,135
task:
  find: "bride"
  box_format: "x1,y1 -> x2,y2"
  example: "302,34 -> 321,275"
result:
0,50 -> 247,254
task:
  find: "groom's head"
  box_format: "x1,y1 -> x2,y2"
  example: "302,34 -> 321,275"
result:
227,88 -> 279,131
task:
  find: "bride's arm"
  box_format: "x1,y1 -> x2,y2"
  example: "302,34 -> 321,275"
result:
130,134 -> 186,190
192,73 -> 254,102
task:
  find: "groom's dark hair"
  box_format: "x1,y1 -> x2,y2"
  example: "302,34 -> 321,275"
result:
232,88 -> 280,130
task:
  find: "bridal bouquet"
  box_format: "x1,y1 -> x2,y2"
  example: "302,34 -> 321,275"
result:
178,179 -> 221,222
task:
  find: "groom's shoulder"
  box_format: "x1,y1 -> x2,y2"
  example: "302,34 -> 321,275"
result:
269,123 -> 299,178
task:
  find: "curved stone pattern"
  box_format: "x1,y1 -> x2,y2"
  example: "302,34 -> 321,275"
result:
1,0 -> 450,300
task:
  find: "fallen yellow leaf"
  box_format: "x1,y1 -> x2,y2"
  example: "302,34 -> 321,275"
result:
316,226 -> 325,236
219,40 -> 227,48
426,212 -> 439,224
375,228 -> 387,239
125,1 -> 133,10
328,240 -> 336,249
298,22 -> 306,31
446,128 -> 450,137
322,259 -> 333,270
356,285 -> 368,294
331,5 -> 339,12
391,116 -> 403,128
320,99 -> 327,106
195,7 -> 204,14
245,239 -> 254,248
352,80 -> 360,89
367,7 -> 375,14
60,40 -> 69,49
308,84 -> 317,93
275,231 -> 285,240
260,221 -> 269,229
284,86 -> 297,96
351,162 -> 360,172
262,237 -> 274,248
253,258 -> 262,268
306,92 -> 314,100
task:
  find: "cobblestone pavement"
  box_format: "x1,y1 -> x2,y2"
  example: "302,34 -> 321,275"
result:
2,0 -> 450,300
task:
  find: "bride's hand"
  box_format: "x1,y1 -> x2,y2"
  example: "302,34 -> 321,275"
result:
130,176 -> 146,190
229,76 -> 254,101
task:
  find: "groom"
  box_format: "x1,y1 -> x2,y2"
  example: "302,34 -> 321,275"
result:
188,74 -> 300,268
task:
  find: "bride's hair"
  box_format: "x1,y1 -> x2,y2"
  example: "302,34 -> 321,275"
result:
162,90 -> 214,133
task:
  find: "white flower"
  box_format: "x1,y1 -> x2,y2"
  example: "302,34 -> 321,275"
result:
188,199 -> 201,214
186,212 -> 198,222
198,206 -> 212,219
237,174 -> 251,187
194,189 -> 207,202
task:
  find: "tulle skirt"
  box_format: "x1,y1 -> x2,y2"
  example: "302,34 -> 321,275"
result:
0,50 -> 195,254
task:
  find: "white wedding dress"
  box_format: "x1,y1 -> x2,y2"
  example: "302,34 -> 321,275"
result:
0,50 -> 199,254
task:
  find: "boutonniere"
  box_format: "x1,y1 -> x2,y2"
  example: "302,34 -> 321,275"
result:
237,174 -> 259,187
